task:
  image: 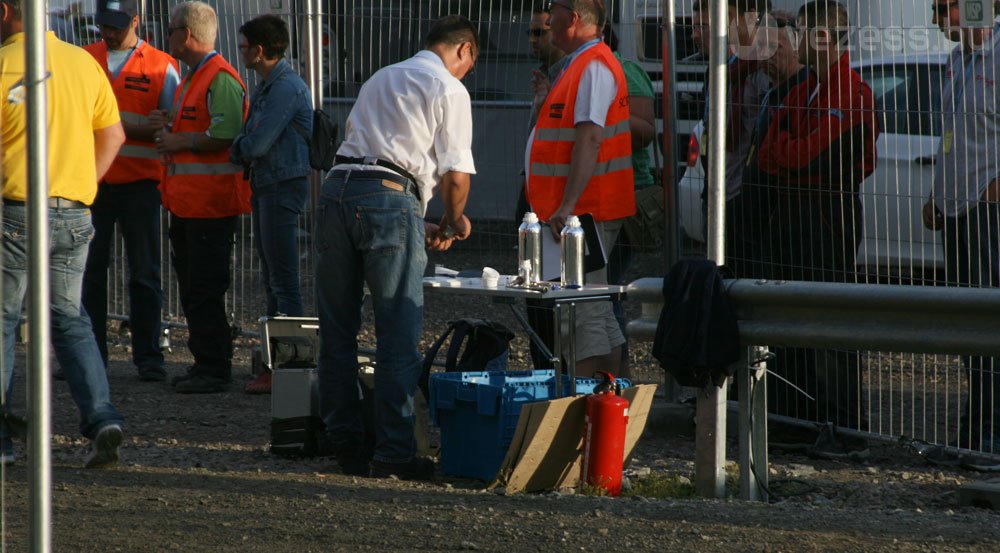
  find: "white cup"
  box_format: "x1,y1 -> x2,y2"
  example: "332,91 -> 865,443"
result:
482,267 -> 500,288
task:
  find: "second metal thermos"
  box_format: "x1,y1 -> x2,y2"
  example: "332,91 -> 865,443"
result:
518,212 -> 542,283
560,215 -> 585,288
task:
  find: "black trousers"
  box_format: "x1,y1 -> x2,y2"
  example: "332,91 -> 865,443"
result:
764,190 -> 867,430
168,215 -> 237,378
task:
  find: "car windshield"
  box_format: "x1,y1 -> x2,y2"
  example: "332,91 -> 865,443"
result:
859,62 -> 946,137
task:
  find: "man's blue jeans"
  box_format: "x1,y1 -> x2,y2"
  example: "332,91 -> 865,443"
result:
1,205 -> 123,440
315,172 -> 426,463
251,177 -> 308,316
82,180 -> 164,369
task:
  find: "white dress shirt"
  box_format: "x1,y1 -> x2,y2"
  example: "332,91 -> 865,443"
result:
336,50 -> 476,214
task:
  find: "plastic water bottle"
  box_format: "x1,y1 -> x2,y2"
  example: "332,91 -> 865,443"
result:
560,215 -> 585,288
519,212 -> 542,283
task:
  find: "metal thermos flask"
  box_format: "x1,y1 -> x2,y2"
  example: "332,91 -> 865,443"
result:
518,212 -> 542,283
560,215 -> 585,288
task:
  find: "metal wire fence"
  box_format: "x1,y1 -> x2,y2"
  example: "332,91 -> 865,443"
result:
60,0 -> 999,455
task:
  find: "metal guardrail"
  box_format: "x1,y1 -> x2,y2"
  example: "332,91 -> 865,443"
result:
627,276 -> 1000,501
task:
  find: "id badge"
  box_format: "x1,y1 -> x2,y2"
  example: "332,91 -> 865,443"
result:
942,130 -> 954,155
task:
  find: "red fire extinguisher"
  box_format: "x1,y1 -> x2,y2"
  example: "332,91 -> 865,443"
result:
582,372 -> 629,496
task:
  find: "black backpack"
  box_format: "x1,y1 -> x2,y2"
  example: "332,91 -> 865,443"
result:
292,108 -> 339,171
418,318 -> 515,399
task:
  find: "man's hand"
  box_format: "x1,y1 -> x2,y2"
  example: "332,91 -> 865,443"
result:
425,222 -> 453,251
438,214 -> 472,241
547,206 -> 573,240
154,130 -> 188,154
148,109 -> 171,129
922,200 -> 944,231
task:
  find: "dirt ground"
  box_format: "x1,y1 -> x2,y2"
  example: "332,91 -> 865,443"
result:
2,246 -> 1000,551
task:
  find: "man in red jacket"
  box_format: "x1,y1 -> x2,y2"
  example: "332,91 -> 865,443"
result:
82,0 -> 181,383
756,0 -> 880,455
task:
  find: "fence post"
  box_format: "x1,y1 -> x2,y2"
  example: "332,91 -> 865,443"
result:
739,345 -> 769,501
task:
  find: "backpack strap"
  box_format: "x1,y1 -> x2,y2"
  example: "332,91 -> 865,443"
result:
418,320 -> 461,400
443,319 -> 476,372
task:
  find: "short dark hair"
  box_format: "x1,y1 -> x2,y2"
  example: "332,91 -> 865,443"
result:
692,0 -> 708,14
798,0 -> 849,45
532,1 -> 550,16
424,15 -> 479,53
728,0 -> 772,13
239,14 -> 289,59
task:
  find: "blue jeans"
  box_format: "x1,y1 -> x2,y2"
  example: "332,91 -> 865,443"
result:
251,177 -> 308,316
315,172 -> 426,463
942,202 -> 1000,449
82,180 -> 164,369
1,205 -> 123,439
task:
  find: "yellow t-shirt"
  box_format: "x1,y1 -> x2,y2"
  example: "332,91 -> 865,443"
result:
0,31 -> 120,204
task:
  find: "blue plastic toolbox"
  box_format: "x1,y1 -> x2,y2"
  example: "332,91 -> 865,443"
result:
428,370 -> 630,480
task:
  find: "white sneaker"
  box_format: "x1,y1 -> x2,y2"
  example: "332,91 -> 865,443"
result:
85,424 -> 122,469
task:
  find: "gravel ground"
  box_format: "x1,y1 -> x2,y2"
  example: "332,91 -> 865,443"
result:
1,245 -> 1000,551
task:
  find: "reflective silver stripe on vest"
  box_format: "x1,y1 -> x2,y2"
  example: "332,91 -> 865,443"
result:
531,155 -> 633,178
534,119 -> 631,142
168,162 -> 244,176
120,111 -> 150,125
118,144 -> 160,159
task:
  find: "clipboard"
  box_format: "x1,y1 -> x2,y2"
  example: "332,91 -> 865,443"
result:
539,213 -> 606,281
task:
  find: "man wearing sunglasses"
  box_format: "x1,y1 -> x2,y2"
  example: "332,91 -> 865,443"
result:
922,0 -> 1000,453
525,0 -> 633,375
150,1 -> 250,394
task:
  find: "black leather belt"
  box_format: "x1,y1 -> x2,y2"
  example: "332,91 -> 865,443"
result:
329,169 -> 421,202
3,197 -> 88,210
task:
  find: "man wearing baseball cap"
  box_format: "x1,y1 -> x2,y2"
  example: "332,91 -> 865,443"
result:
82,0 -> 181,383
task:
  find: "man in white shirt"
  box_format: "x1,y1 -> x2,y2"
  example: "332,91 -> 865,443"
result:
315,15 -> 477,481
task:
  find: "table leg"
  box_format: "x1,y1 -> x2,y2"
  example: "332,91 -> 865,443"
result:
567,301 -> 577,396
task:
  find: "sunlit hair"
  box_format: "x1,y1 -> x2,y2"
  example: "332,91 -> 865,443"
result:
171,1 -> 218,46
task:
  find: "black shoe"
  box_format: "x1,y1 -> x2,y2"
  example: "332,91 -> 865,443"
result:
335,447 -> 372,477
174,374 -> 230,394
170,366 -> 199,386
53,368 -> 66,381
808,425 -> 870,461
137,365 -> 167,382
371,457 -> 435,481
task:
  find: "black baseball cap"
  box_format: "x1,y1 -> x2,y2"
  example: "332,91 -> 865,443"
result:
95,0 -> 138,29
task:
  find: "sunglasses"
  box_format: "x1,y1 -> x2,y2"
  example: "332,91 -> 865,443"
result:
526,28 -> 549,37
548,0 -> 574,12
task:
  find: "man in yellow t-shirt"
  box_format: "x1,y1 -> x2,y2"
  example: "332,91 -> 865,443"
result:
0,0 -> 127,469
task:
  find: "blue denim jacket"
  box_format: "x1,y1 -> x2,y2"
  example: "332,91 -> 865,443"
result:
231,58 -> 313,187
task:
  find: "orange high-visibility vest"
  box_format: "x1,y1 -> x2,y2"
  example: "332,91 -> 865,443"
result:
83,40 -> 179,184
528,42 -> 635,222
160,54 -> 250,218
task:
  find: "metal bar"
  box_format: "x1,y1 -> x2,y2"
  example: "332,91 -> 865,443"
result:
695,0 -> 730,500
506,304 -> 557,367
739,346 -> 769,502
567,301 -> 577,396
660,0 -> 680,268
24,0 -> 51,550
695,379 -> 728,498
553,303 -> 562,398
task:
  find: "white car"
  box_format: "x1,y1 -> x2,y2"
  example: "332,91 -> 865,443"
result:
676,53 -> 950,275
